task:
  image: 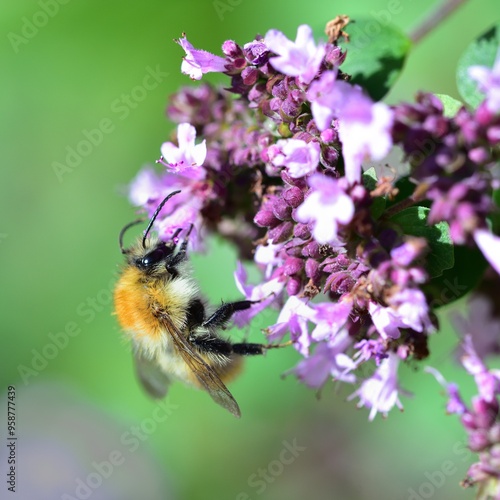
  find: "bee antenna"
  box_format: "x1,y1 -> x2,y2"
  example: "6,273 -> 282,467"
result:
119,219 -> 144,254
142,190 -> 182,249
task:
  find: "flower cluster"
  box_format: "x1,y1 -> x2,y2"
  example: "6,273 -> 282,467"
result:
127,20 -> 500,434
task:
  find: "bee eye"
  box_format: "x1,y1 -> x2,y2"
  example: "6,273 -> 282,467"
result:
137,246 -> 171,269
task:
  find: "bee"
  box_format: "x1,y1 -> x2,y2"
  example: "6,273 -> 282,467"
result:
114,191 -> 285,417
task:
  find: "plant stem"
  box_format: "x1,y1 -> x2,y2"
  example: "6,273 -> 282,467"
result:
409,0 -> 470,44
383,183 -> 430,218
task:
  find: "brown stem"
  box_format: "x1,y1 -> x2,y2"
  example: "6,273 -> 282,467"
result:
409,0 -> 470,44
383,182 -> 430,218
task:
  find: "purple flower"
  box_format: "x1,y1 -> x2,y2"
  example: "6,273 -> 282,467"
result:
460,335 -> 500,403
264,25 -> 325,84
155,194 -> 204,247
390,239 -> 427,267
335,82 -> 394,183
159,123 -> 207,180
243,39 -> 268,65
425,367 -> 468,415
474,229 -> 500,275
368,302 -> 404,340
254,241 -> 284,279
349,353 -> 408,420
129,167 -> 165,207
310,299 -> 353,341
354,339 -> 388,366
369,284 -> 433,340
388,288 -> 434,333
292,329 -> 356,388
233,262 -> 284,327
295,174 -> 354,244
266,296 -> 315,356
451,293 -> 500,359
177,36 -> 227,80
307,70 -> 339,130
468,51 -> 500,114
271,139 -> 320,178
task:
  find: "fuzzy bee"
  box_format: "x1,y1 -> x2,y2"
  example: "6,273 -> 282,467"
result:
114,191 -> 284,417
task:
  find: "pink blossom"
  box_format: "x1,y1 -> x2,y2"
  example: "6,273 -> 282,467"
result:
308,79 -> 393,183
292,329 -> 356,388
233,262 -> 284,327
389,288 -> 434,333
474,229 -> 500,275
271,139 -> 320,178
160,123 -> 207,180
368,302 -> 404,340
460,335 -> 500,403
129,168 -> 165,207
310,299 -> 353,341
468,51 -> 500,113
266,296 -> 315,356
155,194 -> 204,249
128,167 -> 189,213
451,293 -> 500,359
369,288 -> 433,339
336,82 -> 394,184
349,353 -> 408,420
425,367 -> 468,415
177,36 -> 227,80
264,25 -> 325,84
254,240 -> 284,279
307,70 -> 339,130
295,174 -> 354,244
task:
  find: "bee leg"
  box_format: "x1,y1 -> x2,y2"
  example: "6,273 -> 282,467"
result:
176,224 -> 194,254
166,224 -> 195,270
188,333 -> 266,357
202,300 -> 255,329
189,333 -> 285,357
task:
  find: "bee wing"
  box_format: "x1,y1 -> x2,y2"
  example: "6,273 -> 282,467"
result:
159,314 -> 241,418
132,341 -> 171,399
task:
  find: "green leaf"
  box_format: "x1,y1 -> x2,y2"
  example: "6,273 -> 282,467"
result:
490,189 -> 500,233
338,18 -> 412,101
456,23 -> 500,109
362,167 -> 378,190
434,94 -> 463,118
423,245 -> 488,308
362,167 -> 386,219
390,206 -> 454,278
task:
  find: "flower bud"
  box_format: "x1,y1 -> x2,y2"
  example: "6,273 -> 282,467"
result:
305,258 -> 320,282
269,221 -> 293,243
254,210 -> 280,228
242,67 -> 259,86
272,197 -> 292,220
222,40 -> 243,58
293,223 -> 311,240
283,186 -> 304,208
287,276 -> 302,295
284,256 -> 303,276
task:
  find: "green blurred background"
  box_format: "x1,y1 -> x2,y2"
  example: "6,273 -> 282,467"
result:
1,0 -> 497,499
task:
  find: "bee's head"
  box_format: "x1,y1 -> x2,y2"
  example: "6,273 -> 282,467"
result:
124,236 -> 179,277
119,191 -> 183,276
135,240 -> 174,271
